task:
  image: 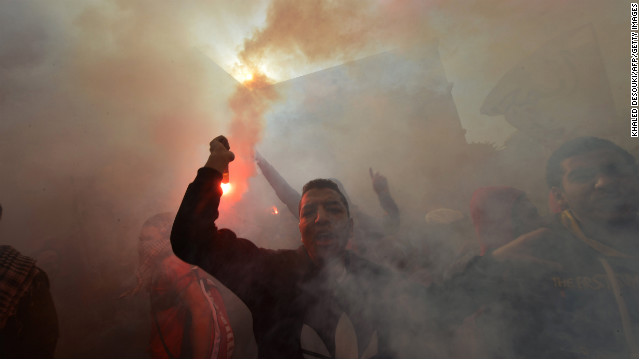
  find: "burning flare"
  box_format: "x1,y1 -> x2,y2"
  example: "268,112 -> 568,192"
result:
271,206 -> 279,215
221,183 -> 232,196
240,71 -> 254,83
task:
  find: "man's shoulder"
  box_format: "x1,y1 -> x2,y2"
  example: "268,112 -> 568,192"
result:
253,246 -> 311,276
490,215 -> 620,276
263,246 -> 307,262
0,245 -> 36,265
0,245 -> 38,285
0,246 -> 43,328
492,219 -> 575,261
158,255 -> 194,278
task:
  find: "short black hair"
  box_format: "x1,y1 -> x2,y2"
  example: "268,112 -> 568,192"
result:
546,136 -> 636,189
300,179 -> 350,216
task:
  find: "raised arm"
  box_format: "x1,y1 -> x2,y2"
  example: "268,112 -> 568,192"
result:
369,168 -> 400,229
171,136 -> 263,301
255,151 -> 302,219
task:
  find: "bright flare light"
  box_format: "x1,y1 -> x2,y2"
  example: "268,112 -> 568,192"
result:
221,183 -> 232,195
243,71 -> 254,82
233,67 -> 255,83
232,61 -> 275,84
271,206 -> 279,215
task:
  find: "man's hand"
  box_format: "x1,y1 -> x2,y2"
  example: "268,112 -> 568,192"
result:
369,167 -> 389,194
205,135 -> 235,174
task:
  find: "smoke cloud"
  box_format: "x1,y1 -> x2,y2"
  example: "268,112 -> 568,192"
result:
0,0 -> 635,357
225,73 -> 279,203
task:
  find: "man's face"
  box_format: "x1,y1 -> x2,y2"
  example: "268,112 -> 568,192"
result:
299,188 -> 353,265
552,149 -> 638,225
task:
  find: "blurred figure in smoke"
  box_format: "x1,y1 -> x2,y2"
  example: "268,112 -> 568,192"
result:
132,212 -> 234,358
491,136 -> 639,358
255,152 -> 401,261
427,187 -> 543,357
172,136 -> 429,358
469,186 -> 543,257
0,203 -> 59,357
368,167 -> 400,231
421,208 -> 477,285
363,168 -> 409,270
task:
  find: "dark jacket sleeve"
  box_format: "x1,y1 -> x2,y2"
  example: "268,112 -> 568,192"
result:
170,167 -> 266,304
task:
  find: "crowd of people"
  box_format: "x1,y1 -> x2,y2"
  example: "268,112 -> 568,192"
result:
0,133 -> 637,358
170,134 -> 637,358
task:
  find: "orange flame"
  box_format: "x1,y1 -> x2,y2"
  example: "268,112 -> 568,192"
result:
271,206 -> 279,215
221,182 -> 232,196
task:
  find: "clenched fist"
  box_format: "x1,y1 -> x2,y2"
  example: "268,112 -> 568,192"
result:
205,135 -> 235,174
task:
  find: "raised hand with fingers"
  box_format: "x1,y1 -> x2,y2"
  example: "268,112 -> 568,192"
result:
369,167 -> 390,195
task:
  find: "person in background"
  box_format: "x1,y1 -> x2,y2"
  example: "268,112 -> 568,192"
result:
0,203 -> 59,357
427,186 -> 544,357
368,167 -> 400,230
469,186 -> 543,256
492,136 -> 638,358
421,208 -> 477,285
132,212 -> 234,358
